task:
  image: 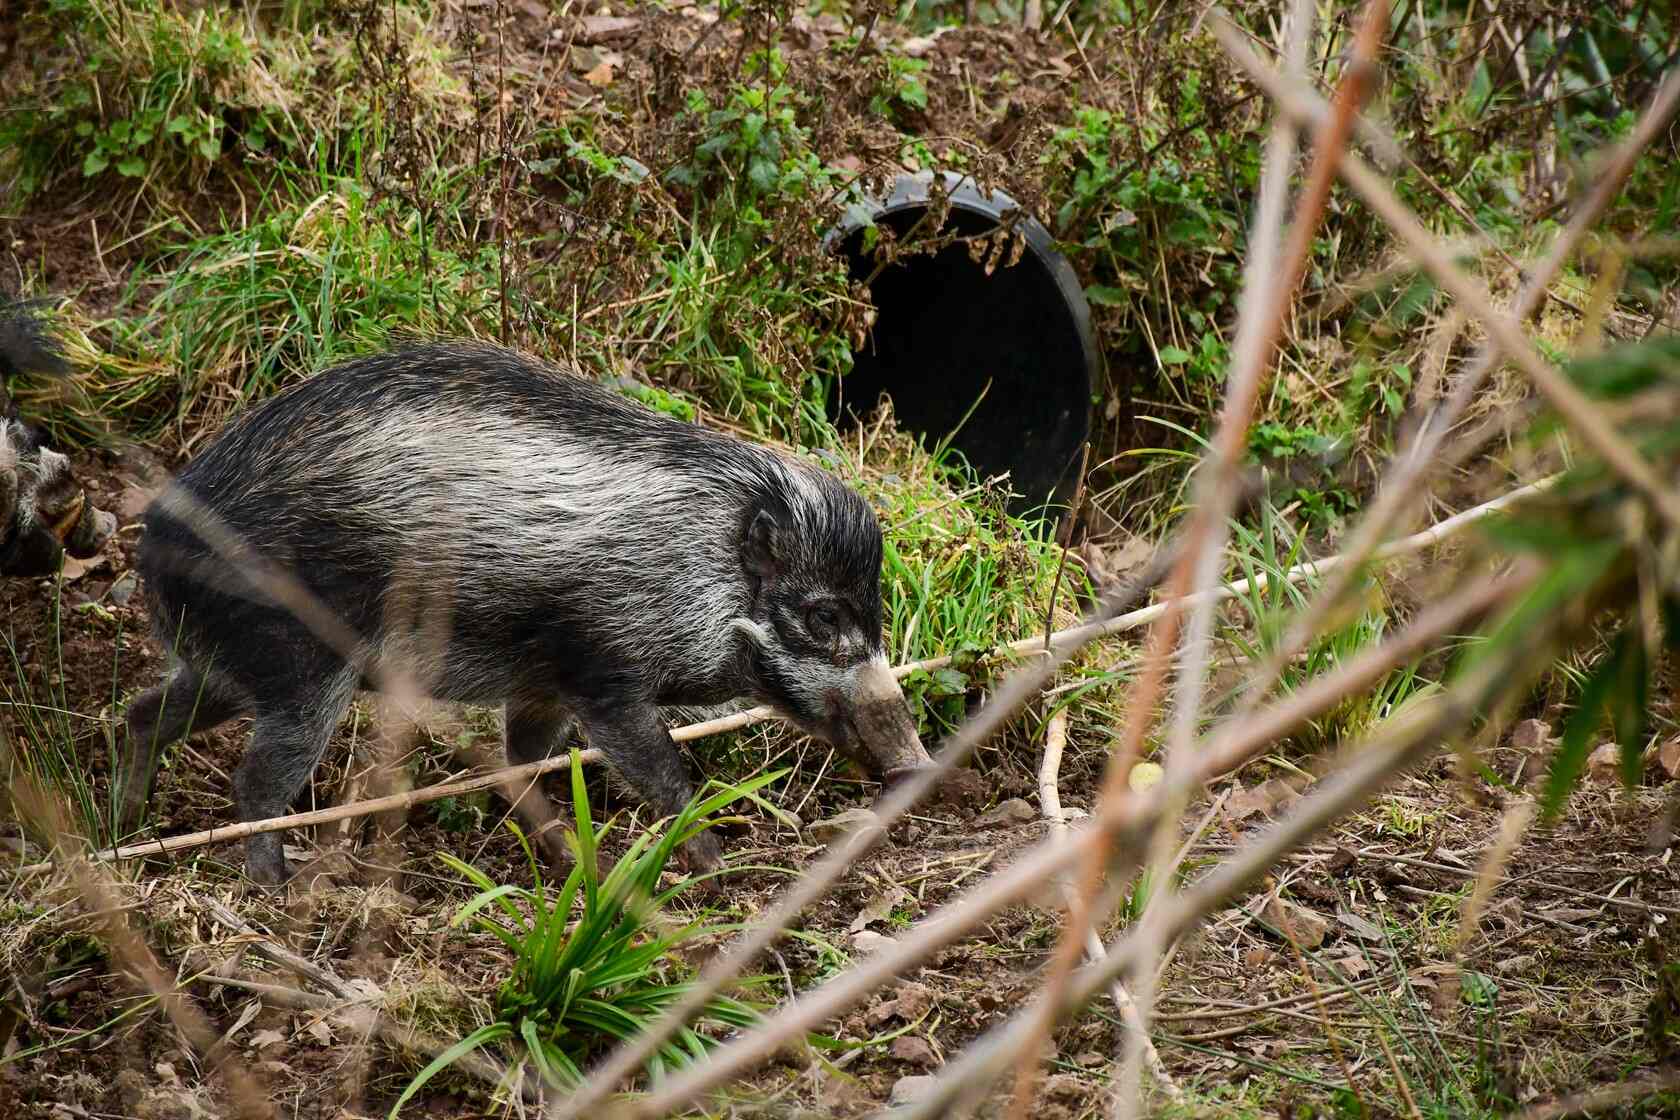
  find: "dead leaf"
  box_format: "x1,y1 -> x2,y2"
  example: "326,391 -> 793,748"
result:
304,1018 -> 334,1045
582,61 -> 615,86
1264,896 -> 1328,950
1335,909 -> 1386,942
59,551 -> 107,582
576,14 -> 639,42
248,1028 -> 286,1052
1328,952 -> 1372,978
1537,907 -> 1598,923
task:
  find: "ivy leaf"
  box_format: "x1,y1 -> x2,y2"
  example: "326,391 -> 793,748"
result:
116,155 -> 147,177
1158,346 -> 1192,366
747,156 -> 778,194
1085,285 -> 1128,307
82,149 -> 109,176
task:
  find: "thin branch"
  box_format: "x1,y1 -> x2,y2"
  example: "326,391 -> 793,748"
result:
1035,713 -> 1179,1104
607,566 -> 1532,1119
1210,44 -> 1680,720
891,614 -> 1551,1118
14,478 -> 1545,881
1213,15 -> 1680,531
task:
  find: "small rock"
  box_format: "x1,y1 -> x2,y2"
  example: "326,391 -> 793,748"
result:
807,807 -> 879,843
1659,738 -> 1680,780
1587,742 -> 1622,784
894,980 -> 934,1020
574,13 -> 639,43
865,998 -> 900,1027
1227,778 -> 1304,821
890,1075 -> 938,1105
1073,1050 -> 1104,1066
1335,909 -> 1386,942
973,797 -> 1035,829
891,1035 -> 938,1068
1510,718 -> 1551,752
851,930 -> 894,955
925,767 -> 989,815
1494,954 -> 1537,975
108,570 -> 137,606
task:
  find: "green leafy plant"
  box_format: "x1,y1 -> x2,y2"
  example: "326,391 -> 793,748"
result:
869,54 -> 930,123
1,0 -> 301,198
390,758 -> 782,1112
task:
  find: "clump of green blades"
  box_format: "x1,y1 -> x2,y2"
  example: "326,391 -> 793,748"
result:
391,754 -> 783,1114
1460,334 -> 1680,819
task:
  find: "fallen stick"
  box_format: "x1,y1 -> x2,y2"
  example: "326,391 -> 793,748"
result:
11,475 -> 1548,879
1036,712 -> 1180,1101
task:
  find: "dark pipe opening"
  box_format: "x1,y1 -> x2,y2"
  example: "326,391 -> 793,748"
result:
827,173 -> 1098,519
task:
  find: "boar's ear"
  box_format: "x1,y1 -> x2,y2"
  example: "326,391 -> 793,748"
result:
741,506 -> 783,582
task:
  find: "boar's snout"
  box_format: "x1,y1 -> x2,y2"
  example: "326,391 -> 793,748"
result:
833,657 -> 933,781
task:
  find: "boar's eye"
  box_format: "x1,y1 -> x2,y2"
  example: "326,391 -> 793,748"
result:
806,604 -> 841,641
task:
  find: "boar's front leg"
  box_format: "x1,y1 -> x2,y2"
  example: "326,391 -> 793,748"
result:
573,698 -> 721,874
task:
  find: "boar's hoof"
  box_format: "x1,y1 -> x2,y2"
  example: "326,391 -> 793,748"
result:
244,839 -> 294,889
673,831 -> 724,891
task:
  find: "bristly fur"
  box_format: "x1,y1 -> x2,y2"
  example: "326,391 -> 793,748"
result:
123,339 -> 927,884
1,298 -> 112,576
139,340 -> 883,703
0,297 -> 70,385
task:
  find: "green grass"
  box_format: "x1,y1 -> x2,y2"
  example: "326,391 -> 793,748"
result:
1,578 -> 127,853
17,172 -> 499,447
392,758 -> 780,1111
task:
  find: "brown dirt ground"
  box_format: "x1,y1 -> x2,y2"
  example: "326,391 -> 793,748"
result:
6,5 -> 1680,1120
6,449 -> 1680,1118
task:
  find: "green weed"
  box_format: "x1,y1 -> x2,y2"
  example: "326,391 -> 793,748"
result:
1,0 -> 304,199
391,758 -> 779,1111
1,578 -> 127,852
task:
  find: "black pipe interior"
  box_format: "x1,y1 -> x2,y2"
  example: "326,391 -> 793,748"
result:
829,205 -> 1091,518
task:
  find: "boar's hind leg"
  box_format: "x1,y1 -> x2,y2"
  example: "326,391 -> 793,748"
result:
575,699 -> 722,874
503,698 -> 576,767
119,668 -> 248,835
235,672 -> 356,886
